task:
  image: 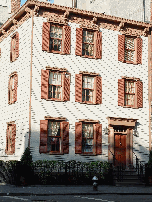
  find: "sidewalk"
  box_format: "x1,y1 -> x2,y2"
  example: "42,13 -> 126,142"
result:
0,183 -> 152,196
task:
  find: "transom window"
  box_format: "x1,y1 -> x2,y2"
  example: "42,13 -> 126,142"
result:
82,76 -> 94,102
125,80 -> 135,106
47,121 -> 61,152
50,25 -> 62,52
82,30 -> 94,57
82,124 -> 94,153
124,37 -> 135,62
49,72 -> 62,100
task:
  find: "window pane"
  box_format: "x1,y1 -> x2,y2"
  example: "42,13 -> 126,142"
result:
83,76 -> 94,89
51,137 -> 60,151
125,38 -> 134,49
82,124 -> 93,138
82,139 -> 93,152
82,44 -> 94,56
125,50 -> 134,61
49,72 -> 61,85
83,31 -> 94,43
48,121 -> 60,137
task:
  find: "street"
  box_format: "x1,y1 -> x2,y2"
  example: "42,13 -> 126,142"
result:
0,194 -> 152,202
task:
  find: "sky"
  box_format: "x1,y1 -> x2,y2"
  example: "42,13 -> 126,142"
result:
21,0 -> 54,6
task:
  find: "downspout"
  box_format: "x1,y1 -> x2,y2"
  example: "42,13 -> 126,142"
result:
29,9 -> 34,148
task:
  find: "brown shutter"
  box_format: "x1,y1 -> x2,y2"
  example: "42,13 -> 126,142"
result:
63,73 -> 70,101
118,35 -> 125,62
118,79 -> 125,106
11,124 -> 16,154
40,120 -> 48,153
15,32 -> 19,58
13,74 -> 18,103
134,37 -> 142,64
136,81 -> 143,108
10,38 -> 12,62
95,76 -> 102,104
75,122 -> 82,154
5,125 -> 9,153
62,26 -> 71,54
8,78 -> 11,104
75,74 -> 82,102
95,124 -> 102,155
62,122 -> 69,154
41,69 -> 49,99
42,22 -> 50,52
75,28 -> 83,56
94,31 -> 102,59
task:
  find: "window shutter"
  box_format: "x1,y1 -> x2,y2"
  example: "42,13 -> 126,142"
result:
75,122 -> 82,154
10,38 -> 12,62
136,81 -> 143,108
15,32 -> 19,58
134,37 -> 142,65
95,76 -> 102,104
5,126 -> 9,153
75,28 -> 83,56
40,120 -> 48,153
75,74 -> 82,102
13,74 -> 18,103
63,73 -> 70,101
8,78 -> 11,104
11,124 -> 16,154
95,124 -> 102,155
118,79 -> 125,106
42,22 -> 50,52
62,26 -> 71,54
61,122 -> 69,154
41,69 -> 49,99
94,31 -> 102,59
118,35 -> 125,62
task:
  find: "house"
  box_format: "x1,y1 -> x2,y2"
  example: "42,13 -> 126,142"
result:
0,0 -> 152,169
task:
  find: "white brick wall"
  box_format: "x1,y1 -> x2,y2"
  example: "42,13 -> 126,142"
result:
0,18 -> 32,161
30,16 -> 150,164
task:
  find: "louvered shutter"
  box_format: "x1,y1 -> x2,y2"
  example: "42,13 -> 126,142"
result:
75,74 -> 82,102
95,76 -> 102,104
95,124 -> 102,155
13,74 -> 18,103
94,31 -> 102,59
63,73 -> 70,101
11,124 -> 16,154
61,122 -> 69,154
118,35 -> 125,62
42,22 -> 50,52
10,38 -> 12,62
5,126 -> 9,153
75,28 -> 83,56
40,120 -> 48,153
134,38 -> 142,65
118,79 -> 125,106
136,81 -> 143,108
41,69 -> 49,99
8,78 -> 11,104
15,32 -> 19,58
75,122 -> 82,154
62,26 -> 71,54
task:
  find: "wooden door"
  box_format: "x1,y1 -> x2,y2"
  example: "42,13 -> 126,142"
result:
115,134 -> 126,166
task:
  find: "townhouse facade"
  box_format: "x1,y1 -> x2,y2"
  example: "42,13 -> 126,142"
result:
0,0 -> 152,168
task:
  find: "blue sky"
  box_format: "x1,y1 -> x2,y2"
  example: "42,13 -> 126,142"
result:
21,0 -> 54,6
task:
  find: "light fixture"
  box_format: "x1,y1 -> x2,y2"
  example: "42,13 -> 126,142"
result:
104,127 -> 109,135
133,129 -> 139,137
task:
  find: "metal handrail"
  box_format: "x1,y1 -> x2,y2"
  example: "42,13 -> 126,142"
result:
133,151 -> 144,182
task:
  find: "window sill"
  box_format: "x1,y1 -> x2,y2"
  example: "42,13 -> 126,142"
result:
46,99 -> 64,102
80,102 -> 96,105
122,106 -> 139,109
81,55 -> 95,59
48,152 -> 64,155
79,153 -> 97,156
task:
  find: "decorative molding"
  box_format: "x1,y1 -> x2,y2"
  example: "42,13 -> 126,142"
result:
79,119 -> 99,123
121,76 -> 140,81
34,5 -> 39,16
44,116 -> 66,121
9,71 -> 18,77
7,121 -> 15,124
46,66 -> 67,72
107,117 -> 138,127
79,71 -> 99,76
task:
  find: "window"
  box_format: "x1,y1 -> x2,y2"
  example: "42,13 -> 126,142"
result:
75,120 -> 102,155
10,32 -> 19,62
8,72 -> 18,104
118,77 -> 143,108
118,35 -> 142,64
75,28 -> 102,59
39,117 -> 69,154
75,72 -> 102,104
5,123 -> 16,155
42,22 -> 71,54
41,67 -> 70,101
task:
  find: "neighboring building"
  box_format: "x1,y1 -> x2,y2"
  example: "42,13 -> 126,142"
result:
54,0 -> 151,23
0,0 -> 152,169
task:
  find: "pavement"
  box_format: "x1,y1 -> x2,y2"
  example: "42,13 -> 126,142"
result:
0,183 -> 152,196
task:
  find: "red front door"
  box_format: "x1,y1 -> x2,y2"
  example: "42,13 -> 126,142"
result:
115,134 -> 126,166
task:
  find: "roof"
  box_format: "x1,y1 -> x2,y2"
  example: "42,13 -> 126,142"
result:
0,0 -> 152,42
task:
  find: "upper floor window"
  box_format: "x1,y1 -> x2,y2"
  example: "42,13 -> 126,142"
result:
10,32 -> 19,62
41,67 -> 70,101
75,28 -> 102,59
118,77 -> 143,108
5,122 -> 16,155
42,22 -> 71,54
118,35 -> 142,64
39,117 -> 69,154
75,72 -> 102,104
8,72 -> 18,105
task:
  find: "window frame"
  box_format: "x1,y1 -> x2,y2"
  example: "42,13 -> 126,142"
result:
5,122 -> 15,155
82,75 -> 95,104
124,80 -> 136,107
82,29 -> 95,58
10,32 -> 19,62
8,72 -> 18,105
124,36 -> 136,64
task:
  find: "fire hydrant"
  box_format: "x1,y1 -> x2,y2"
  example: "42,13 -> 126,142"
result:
92,176 -> 98,191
